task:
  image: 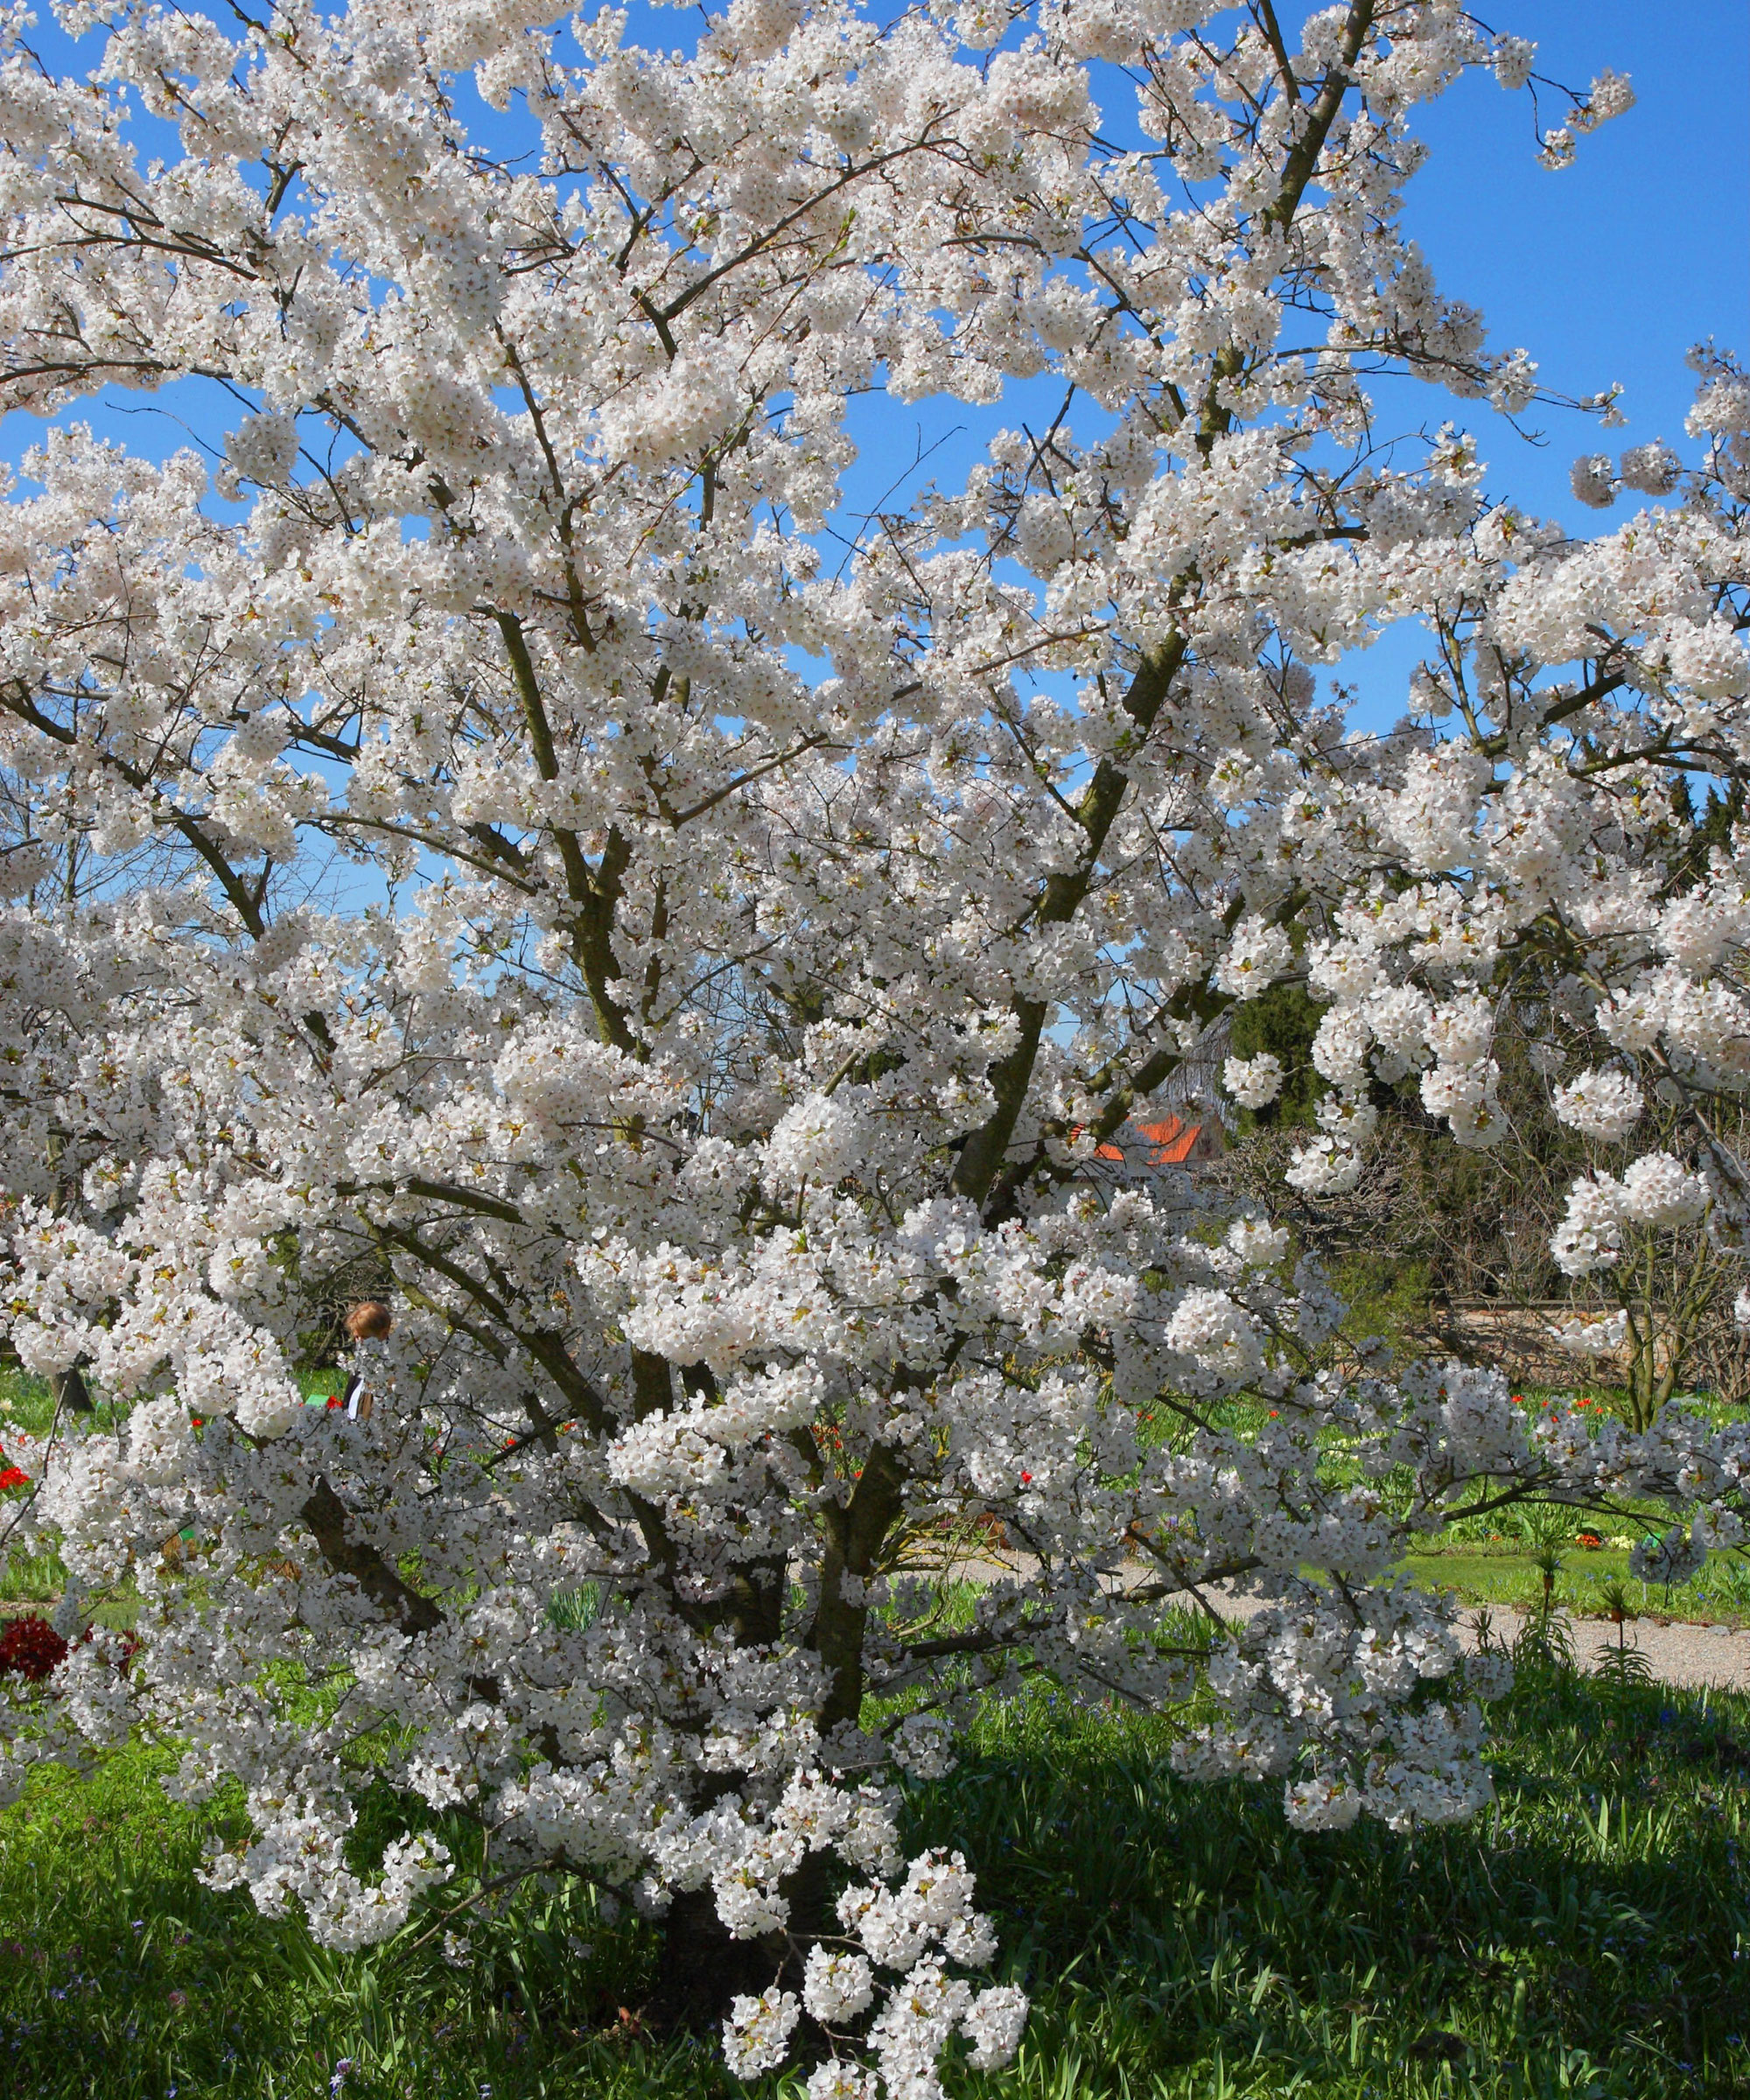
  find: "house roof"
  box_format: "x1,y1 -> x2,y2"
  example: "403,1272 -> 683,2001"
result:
1096,1116 -> 1208,1168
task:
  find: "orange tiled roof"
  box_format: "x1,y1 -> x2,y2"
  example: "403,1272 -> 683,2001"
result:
1096,1116 -> 1206,1167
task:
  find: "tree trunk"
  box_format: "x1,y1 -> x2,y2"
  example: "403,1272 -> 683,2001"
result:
646,1889 -> 776,2032
644,1852 -> 836,2033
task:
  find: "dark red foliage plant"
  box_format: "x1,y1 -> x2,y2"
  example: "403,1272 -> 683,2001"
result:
0,1616 -> 139,1686
0,1614 -> 69,1681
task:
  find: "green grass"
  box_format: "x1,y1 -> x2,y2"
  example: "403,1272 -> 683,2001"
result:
6,1367 -> 1750,2094
2,1662 -> 1746,2099
1403,1547 -> 1750,1628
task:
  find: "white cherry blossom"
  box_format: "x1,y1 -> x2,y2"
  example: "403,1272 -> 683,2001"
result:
0,4 -> 1740,2088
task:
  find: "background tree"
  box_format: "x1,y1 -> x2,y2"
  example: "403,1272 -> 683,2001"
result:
1219,783 -> 1750,1414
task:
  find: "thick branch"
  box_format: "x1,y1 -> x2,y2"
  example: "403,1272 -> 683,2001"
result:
299,1475 -> 444,1634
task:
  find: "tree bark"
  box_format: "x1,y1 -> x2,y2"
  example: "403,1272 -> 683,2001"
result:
646,1890 -> 786,2032
645,1851 -> 836,2032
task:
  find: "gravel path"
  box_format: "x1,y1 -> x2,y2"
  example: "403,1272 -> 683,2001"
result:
1203,1586 -> 1750,1694
948,1556 -> 1750,1695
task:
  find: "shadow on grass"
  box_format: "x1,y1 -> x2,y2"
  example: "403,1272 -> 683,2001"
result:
1,1668 -> 1746,2099
903,1668 -> 1750,2098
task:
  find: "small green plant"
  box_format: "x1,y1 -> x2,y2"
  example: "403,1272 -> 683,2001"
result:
1533,1541 -> 1564,1618
1595,1580 -> 1653,1687
546,1582 -> 604,1632
1511,1596 -> 1578,1679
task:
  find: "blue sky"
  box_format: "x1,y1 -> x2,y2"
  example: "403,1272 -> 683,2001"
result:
820,0 -> 1750,729
1340,0 -> 1748,727
1397,0 -> 1747,521
2,0 -> 1743,738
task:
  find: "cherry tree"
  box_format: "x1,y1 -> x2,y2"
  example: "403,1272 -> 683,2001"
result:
0,0 -> 1745,2084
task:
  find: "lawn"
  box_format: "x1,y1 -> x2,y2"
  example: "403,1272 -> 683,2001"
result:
2,1654 -> 1746,2099
1403,1544 -> 1750,1628
6,1370 -> 1750,2096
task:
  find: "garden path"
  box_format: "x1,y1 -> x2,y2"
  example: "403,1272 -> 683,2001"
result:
942,1555 -> 1750,1692
1210,1586 -> 1750,1694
